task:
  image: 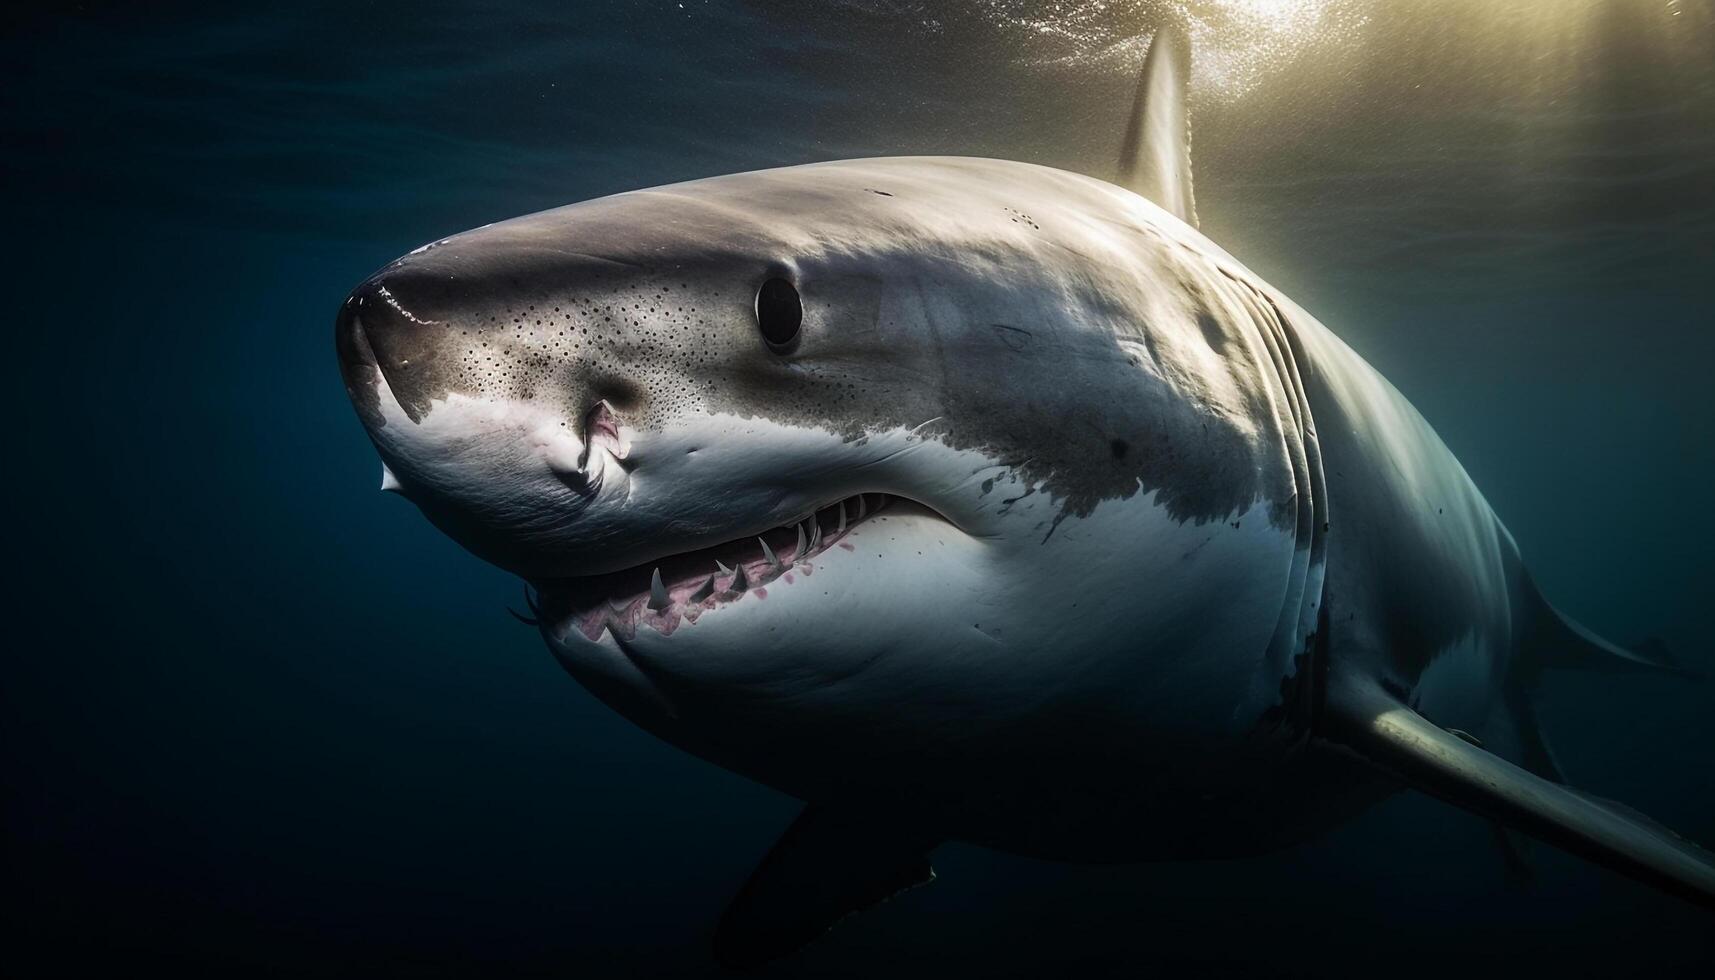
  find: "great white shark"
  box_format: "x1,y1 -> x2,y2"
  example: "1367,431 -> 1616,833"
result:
335,27 -> 1713,966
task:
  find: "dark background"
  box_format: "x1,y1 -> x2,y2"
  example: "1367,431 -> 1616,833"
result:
5,1 -> 1713,976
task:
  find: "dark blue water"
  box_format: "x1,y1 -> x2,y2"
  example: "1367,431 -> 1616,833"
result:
7,2 -> 1714,975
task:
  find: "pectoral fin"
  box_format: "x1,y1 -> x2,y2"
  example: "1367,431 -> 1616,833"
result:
1324,680 -> 1715,908
714,804 -> 940,969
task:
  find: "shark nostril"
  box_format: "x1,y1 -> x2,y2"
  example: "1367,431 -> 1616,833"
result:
578,400 -> 633,470
586,401 -> 620,442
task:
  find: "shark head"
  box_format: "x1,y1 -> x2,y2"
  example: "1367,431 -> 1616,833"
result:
337,155 -> 1308,807
336,30 -> 1318,829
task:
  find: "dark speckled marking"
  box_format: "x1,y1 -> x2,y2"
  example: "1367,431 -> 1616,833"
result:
991,324 -> 1033,352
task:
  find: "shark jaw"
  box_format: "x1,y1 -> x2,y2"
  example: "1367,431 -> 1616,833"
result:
533,489 -> 993,734
535,491 -> 908,643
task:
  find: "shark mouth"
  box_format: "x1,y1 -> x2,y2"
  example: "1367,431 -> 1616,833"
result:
537,493 -> 902,642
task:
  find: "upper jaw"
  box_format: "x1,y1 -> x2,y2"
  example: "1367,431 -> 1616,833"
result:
374,402 -> 1007,585
535,492 -> 904,643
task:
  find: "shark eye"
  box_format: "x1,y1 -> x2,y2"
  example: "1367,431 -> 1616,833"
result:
755,277 -> 802,353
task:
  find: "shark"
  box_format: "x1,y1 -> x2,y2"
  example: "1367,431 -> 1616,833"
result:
334,26 -> 1714,967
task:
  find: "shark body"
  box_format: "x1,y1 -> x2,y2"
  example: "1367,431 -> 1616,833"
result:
336,27 -> 1713,966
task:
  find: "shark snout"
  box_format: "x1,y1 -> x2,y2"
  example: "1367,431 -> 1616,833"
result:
335,265 -> 636,489
335,269 -> 455,426
334,258 -> 660,578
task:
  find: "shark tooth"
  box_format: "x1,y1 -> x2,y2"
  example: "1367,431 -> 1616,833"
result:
809,518 -> 822,553
759,537 -> 782,570
835,499 -> 847,535
854,494 -> 867,520
727,563 -> 749,593
688,575 -> 716,603
647,567 -> 671,611
793,521 -> 809,560
716,559 -> 734,577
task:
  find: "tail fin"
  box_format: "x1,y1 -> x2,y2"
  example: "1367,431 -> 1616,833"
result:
1117,25 -> 1197,228
1522,577 -> 1699,678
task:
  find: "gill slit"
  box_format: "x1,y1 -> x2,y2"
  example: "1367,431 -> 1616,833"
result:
1222,269 -> 1330,744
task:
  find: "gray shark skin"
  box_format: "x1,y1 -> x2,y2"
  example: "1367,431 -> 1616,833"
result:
336,26 -> 1712,968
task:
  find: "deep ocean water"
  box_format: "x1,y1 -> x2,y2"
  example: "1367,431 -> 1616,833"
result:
6,2 -> 1713,976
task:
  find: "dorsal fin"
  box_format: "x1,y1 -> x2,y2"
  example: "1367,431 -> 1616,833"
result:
1117,25 -> 1197,228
